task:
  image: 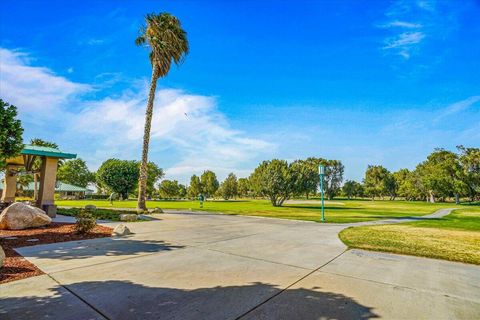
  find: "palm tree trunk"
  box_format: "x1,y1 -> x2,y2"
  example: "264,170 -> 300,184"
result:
137,65 -> 160,212
34,173 -> 38,201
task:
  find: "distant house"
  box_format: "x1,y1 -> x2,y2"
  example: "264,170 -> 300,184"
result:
0,181 -> 93,200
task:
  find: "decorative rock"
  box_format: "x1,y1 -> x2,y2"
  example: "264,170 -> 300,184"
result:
0,245 -> 5,267
0,202 -> 52,230
112,224 -> 131,236
150,207 -> 164,214
85,205 -> 97,210
119,213 -> 138,222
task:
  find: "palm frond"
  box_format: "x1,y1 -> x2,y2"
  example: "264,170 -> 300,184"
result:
137,12 -> 189,77
135,35 -> 146,46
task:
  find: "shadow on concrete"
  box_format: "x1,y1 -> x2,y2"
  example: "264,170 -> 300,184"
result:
20,237 -> 185,261
138,214 -> 162,221
0,280 -> 379,320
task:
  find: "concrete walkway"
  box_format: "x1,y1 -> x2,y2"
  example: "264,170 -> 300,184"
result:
1,210 -> 479,319
343,207 -> 456,227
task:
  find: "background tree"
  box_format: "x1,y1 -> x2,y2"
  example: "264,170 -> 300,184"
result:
250,159 -> 296,206
457,145 -> 480,202
291,159 -> 318,199
219,173 -> 238,200
323,159 -> 344,200
0,99 -> 24,171
29,138 -> 59,200
96,159 -> 139,200
56,158 -> 94,188
136,13 -> 189,211
187,174 -> 202,198
384,172 -> 397,200
159,179 -> 182,198
354,181 -> 365,198
404,169 -> 427,201
237,178 -> 251,198
342,180 -> 363,199
29,138 -> 58,149
145,162 -> 164,198
177,183 -> 187,198
200,170 -> 219,199
303,157 -> 344,200
16,173 -> 33,197
416,149 -> 465,203
393,169 -> 410,199
364,165 -> 390,200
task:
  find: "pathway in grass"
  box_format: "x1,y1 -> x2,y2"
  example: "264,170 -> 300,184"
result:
56,199 -> 457,223
339,206 -> 480,264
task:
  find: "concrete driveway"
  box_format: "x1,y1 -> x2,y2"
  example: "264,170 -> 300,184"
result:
1,212 -> 479,319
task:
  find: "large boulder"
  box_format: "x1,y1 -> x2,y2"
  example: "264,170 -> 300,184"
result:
0,245 -> 5,267
119,213 -> 138,222
0,202 -> 52,230
150,207 -> 164,214
112,224 -> 131,236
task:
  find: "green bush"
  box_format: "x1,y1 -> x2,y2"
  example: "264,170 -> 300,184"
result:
85,194 -> 111,200
58,207 -> 133,221
75,209 -> 97,234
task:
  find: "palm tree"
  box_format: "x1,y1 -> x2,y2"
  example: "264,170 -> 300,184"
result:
29,138 -> 59,201
135,13 -> 189,212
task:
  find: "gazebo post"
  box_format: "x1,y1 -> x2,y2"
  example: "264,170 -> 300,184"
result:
1,165 -> 17,204
2,145 -> 76,214
36,157 -> 59,217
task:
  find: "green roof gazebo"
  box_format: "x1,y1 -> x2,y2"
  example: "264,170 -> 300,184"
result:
1,145 -> 76,217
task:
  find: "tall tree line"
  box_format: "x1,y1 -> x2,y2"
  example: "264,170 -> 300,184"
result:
351,147 -> 480,203
183,157 -> 344,206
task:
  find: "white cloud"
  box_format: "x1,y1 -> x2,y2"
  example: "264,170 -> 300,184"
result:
0,48 -> 90,114
0,47 -> 273,183
381,21 -> 422,28
378,0 -> 442,59
85,38 -> 105,45
73,87 -> 274,182
435,95 -> 480,121
417,0 -> 436,12
384,31 -> 425,49
382,30 -> 426,59
380,96 -> 480,135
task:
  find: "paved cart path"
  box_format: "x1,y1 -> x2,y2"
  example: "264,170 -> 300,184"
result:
343,207 -> 456,227
1,208 -> 479,319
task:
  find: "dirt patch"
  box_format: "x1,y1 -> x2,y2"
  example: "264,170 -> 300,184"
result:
0,222 -> 112,284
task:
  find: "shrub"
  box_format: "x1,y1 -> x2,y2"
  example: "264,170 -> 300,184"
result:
85,194 -> 110,200
75,208 -> 97,234
58,207 -> 132,221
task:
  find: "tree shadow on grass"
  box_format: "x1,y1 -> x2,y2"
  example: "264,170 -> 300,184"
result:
16,236 -> 185,261
206,200 -> 252,203
384,216 -> 442,221
1,280 -> 379,320
353,216 -> 443,221
285,205 -> 363,211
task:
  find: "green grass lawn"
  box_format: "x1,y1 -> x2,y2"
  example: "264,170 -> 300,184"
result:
56,199 -> 458,223
339,206 -> 480,264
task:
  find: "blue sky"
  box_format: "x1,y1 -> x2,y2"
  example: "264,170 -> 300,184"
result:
1,0 -> 479,183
